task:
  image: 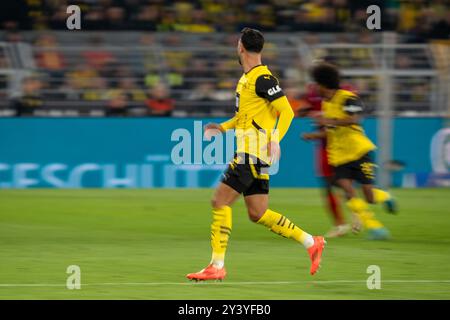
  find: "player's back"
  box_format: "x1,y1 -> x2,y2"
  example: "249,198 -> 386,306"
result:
234,64 -> 285,163
234,65 -> 280,129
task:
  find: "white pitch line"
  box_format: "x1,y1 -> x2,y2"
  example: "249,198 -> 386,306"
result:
1,280 -> 450,288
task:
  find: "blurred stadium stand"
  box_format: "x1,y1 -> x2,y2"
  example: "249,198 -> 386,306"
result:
1,0 -> 449,37
0,0 -> 448,117
0,31 -> 448,117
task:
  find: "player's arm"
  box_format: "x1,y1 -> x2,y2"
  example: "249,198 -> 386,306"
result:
302,130 -> 326,140
255,74 -> 294,141
204,116 -> 237,137
296,106 -> 313,117
219,116 -> 237,131
271,96 -> 294,141
318,96 -> 364,127
255,74 -> 294,162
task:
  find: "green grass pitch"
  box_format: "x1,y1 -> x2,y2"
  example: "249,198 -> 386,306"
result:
1,188 -> 449,300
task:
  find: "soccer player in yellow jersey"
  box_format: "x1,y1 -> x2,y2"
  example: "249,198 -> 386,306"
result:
186,28 -> 326,281
308,62 -> 396,240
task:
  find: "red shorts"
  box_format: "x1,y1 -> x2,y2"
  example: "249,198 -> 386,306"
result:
316,142 -> 334,178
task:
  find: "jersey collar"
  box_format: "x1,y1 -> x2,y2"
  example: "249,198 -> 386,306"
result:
245,64 -> 265,75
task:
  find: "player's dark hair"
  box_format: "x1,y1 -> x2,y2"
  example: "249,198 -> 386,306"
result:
310,62 -> 340,89
240,27 -> 264,53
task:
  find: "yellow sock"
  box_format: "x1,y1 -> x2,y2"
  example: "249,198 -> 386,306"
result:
373,188 -> 391,204
210,206 -> 232,268
346,198 -> 384,229
257,209 -> 314,248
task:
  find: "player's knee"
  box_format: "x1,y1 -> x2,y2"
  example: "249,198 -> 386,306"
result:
343,189 -> 355,200
363,188 -> 375,204
365,192 -> 375,204
247,207 -> 266,223
248,212 -> 262,223
211,197 -> 220,209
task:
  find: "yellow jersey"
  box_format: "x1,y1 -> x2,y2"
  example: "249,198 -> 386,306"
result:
322,89 -> 376,166
220,64 -> 293,164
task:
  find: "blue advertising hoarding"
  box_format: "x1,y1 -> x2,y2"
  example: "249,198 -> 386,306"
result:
0,118 -> 446,188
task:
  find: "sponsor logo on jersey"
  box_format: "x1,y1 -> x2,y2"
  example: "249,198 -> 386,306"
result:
268,85 -> 281,96
344,105 -> 363,113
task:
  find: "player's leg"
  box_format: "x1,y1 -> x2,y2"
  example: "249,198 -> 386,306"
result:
363,184 -> 392,206
335,177 -> 361,233
337,177 -> 386,238
358,183 -> 390,239
361,183 -> 374,203
324,177 -> 345,225
245,193 -> 313,247
336,176 -> 356,199
315,146 -> 348,237
187,153 -> 253,281
357,154 -> 391,238
244,192 -> 325,275
349,154 -> 389,239
186,182 -> 240,281
209,182 -> 240,268
318,147 -> 346,227
366,186 -> 398,214
360,153 -> 397,213
322,176 -> 350,237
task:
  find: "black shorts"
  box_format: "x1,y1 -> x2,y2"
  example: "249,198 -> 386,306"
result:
333,153 -> 376,185
221,153 -> 270,196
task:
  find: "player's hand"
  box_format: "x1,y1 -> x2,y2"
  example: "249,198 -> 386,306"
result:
204,123 -> 224,139
264,141 -> 281,163
314,116 -> 334,127
308,110 -> 322,118
302,132 -> 317,141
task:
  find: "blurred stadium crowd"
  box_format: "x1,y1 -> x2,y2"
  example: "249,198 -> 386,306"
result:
2,0 -> 450,37
0,1 -> 448,117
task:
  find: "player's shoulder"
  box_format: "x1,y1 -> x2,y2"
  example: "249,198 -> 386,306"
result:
253,66 -> 278,86
247,65 -> 267,79
254,69 -> 285,101
338,89 -> 359,100
255,74 -> 278,88
337,89 -> 363,106
338,90 -> 365,114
